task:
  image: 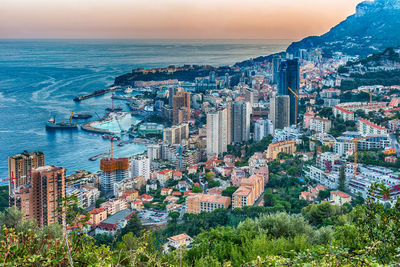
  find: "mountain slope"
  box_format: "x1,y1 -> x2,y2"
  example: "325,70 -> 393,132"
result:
287,0 -> 400,57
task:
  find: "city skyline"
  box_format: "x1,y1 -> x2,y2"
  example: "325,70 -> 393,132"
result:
0,0 -> 364,39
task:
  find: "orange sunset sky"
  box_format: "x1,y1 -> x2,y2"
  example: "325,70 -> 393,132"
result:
0,0 -> 364,39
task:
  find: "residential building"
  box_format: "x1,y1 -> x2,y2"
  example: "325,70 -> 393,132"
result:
88,208 -> 108,227
147,144 -> 161,160
131,156 -> 150,180
8,151 -> 45,194
231,101 -> 252,143
232,174 -> 265,208
156,169 -> 173,186
186,193 -> 231,214
100,158 -> 129,192
330,191 -> 352,206
248,153 -> 267,174
309,117 -> 332,134
264,140 -> 296,160
163,123 -> 189,145
164,233 -> 193,252
269,95 -> 290,129
12,165 -> 66,227
95,209 -> 134,236
172,91 -> 191,125
100,198 -> 128,216
230,168 -> 247,187
358,119 -> 388,136
254,119 -> 274,142
66,185 -> 100,209
333,106 -> 355,121
206,108 -> 227,158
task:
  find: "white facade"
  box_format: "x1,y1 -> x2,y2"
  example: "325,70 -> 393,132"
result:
309,117 -> 331,134
147,144 -> 161,161
131,156 -> 150,180
358,119 -> 388,136
206,108 -> 227,158
254,119 -> 274,142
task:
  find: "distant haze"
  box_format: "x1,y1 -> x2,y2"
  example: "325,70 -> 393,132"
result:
0,0 -> 364,39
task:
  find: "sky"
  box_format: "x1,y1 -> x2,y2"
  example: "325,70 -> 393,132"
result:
0,0 -> 365,39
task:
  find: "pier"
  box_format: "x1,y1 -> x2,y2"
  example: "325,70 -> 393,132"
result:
73,86 -> 121,102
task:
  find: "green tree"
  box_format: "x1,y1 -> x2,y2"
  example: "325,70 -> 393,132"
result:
318,190 -> 331,201
95,198 -> 106,208
263,189 -> 276,207
222,187 -> 238,198
192,186 -> 202,193
119,213 -> 144,238
169,211 -> 180,223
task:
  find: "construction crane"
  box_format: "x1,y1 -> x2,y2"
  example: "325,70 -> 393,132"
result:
360,89 -> 374,104
287,87 -> 299,125
69,111 -> 74,123
1,172 -> 26,195
108,136 -> 121,159
344,136 -> 378,175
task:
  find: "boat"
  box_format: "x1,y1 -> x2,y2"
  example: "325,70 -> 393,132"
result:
124,87 -> 133,94
102,134 -> 115,140
105,107 -> 123,112
72,113 -> 93,119
46,116 -> 78,129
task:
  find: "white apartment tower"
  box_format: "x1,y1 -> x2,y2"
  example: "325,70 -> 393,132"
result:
206,108 -> 228,158
131,156 -> 151,180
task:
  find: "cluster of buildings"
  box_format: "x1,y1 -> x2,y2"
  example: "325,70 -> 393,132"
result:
7,47 -> 400,243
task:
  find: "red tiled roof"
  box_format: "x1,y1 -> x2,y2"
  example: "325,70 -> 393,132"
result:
89,208 -> 105,214
331,190 -> 351,198
334,106 -> 353,114
359,119 -> 386,130
158,169 -> 173,175
172,191 -> 182,196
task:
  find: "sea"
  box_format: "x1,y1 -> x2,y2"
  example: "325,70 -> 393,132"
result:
0,39 -> 290,184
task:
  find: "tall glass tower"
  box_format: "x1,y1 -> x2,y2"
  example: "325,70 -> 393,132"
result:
278,59 -> 299,125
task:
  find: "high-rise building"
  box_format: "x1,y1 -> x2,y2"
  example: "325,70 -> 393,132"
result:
163,123 -> 189,145
8,151 -> 45,194
278,59 -> 300,125
245,89 -> 258,106
100,158 -> 129,192
254,119 -> 274,141
147,144 -> 161,160
169,87 -> 181,106
231,101 -> 252,143
172,91 -> 191,125
131,156 -> 150,180
269,95 -> 290,130
272,55 -> 282,84
12,165 -> 66,227
206,108 -> 227,158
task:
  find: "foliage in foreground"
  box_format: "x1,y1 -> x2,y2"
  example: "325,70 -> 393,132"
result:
0,195 -> 399,266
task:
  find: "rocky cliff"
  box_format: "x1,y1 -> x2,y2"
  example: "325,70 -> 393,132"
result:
286,0 -> 400,57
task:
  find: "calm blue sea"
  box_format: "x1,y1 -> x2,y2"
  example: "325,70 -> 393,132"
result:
0,39 -> 290,184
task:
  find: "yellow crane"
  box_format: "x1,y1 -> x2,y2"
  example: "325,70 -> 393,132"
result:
287,87 -> 299,125
360,89 -> 374,104
344,136 -> 377,175
69,111 -> 74,123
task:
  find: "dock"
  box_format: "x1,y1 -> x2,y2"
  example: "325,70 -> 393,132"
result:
74,86 -> 121,102
89,153 -> 107,161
